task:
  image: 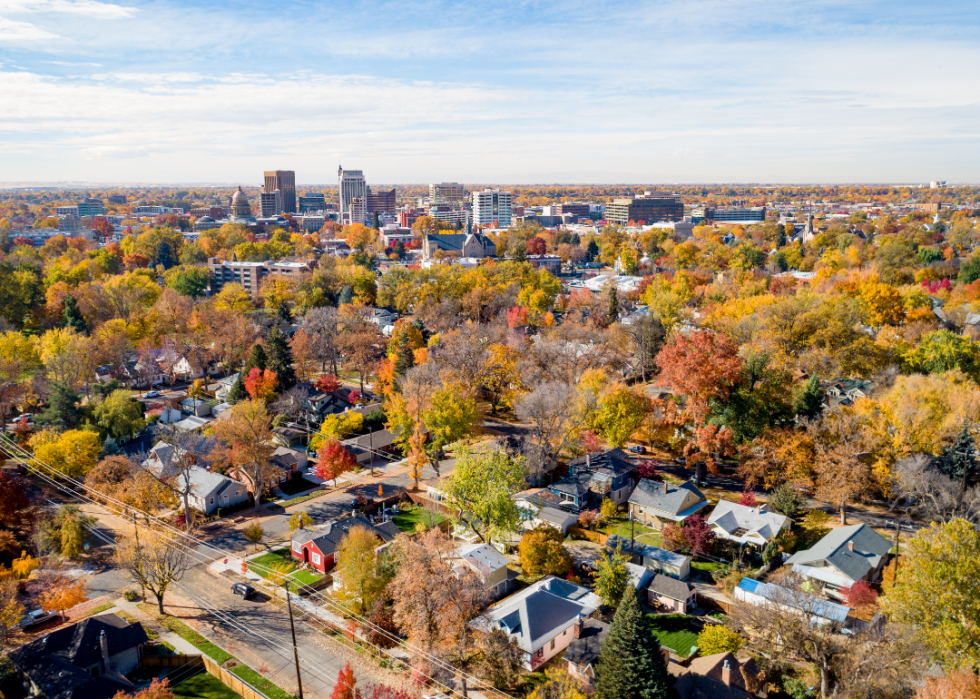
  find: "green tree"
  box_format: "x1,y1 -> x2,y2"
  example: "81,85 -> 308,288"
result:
393,330 -> 415,376
338,285 -> 353,305
61,294 -> 87,334
880,518 -> 980,670
94,389 -> 147,439
38,382 -> 82,430
607,287 -> 619,325
518,525 -> 573,579
242,343 -> 267,374
155,239 -> 175,269
793,373 -> 825,420
594,586 -> 672,699
903,330 -> 980,381
265,326 -> 296,393
441,448 -> 529,543
585,238 -> 600,263
958,254 -> 980,284
594,545 -> 631,608
767,482 -> 808,518
226,374 -> 247,403
165,266 -> 210,297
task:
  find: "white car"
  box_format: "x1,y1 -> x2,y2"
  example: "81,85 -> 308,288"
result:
144,390 -> 161,398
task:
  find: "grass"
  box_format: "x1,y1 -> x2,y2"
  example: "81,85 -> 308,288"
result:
229,664 -> 294,699
291,569 -> 324,586
692,560 -> 726,573
173,671 -> 242,699
71,601 -> 115,621
266,482 -> 349,510
155,615 -> 233,664
249,547 -> 324,591
392,504 -> 447,533
647,614 -> 700,659
279,476 -> 319,496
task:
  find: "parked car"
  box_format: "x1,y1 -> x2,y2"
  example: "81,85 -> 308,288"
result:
627,445 -> 645,454
20,609 -> 59,630
143,390 -> 161,398
230,583 -> 255,599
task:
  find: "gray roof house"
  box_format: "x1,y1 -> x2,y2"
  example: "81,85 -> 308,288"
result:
606,535 -> 691,580
707,501 -> 791,546
647,574 -> 697,614
478,576 -> 600,670
214,373 -> 240,402
450,543 -> 514,598
786,523 -> 892,594
564,618 -> 610,689
627,478 -> 708,529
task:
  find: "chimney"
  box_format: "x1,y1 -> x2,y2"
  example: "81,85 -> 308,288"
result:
99,629 -> 110,673
663,481 -> 668,495
721,659 -> 732,687
573,615 -> 584,639
586,454 -> 591,470
848,541 -> 854,552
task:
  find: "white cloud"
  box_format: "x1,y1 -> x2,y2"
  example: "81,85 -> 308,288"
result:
0,15 -> 58,39
0,0 -> 136,19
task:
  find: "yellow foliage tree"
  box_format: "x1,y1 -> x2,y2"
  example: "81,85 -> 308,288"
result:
32,429 -> 102,478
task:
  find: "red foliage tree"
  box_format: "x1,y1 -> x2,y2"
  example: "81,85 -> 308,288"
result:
842,580 -> 878,609
92,217 -> 114,241
348,389 -> 361,404
331,663 -> 361,699
113,678 -> 174,699
738,490 -> 758,507
634,461 -> 663,482
656,330 -> 743,426
526,236 -> 547,255
363,685 -> 412,699
579,429 -> 601,453
243,368 -> 277,402
315,439 -> 356,485
123,253 -> 150,268
12,236 -> 32,247
661,514 -> 715,557
506,306 -> 530,329
314,374 -> 341,392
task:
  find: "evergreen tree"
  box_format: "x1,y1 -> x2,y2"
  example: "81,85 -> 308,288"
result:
265,326 -> 297,393
38,382 -> 82,430
586,238 -> 600,262
156,240 -> 174,269
793,373 -> 825,420
242,343 -> 267,374
607,287 -> 619,325
276,299 -> 293,325
937,424 -> 979,491
226,374 -> 247,403
338,285 -> 353,305
411,318 -> 431,344
393,331 -> 415,376
594,586 -> 672,699
61,294 -> 88,334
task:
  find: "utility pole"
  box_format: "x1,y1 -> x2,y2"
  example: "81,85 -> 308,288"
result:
369,428 -> 374,477
630,510 -> 635,558
283,583 -> 304,699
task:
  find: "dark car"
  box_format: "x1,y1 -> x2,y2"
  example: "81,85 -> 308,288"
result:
231,583 -> 255,599
20,609 -> 59,631
627,445 -> 644,454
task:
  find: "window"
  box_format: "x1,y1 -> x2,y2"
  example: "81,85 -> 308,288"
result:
292,541 -> 301,552
312,553 -> 321,565
550,639 -> 556,651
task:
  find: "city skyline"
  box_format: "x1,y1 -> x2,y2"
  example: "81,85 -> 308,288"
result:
0,0 -> 977,183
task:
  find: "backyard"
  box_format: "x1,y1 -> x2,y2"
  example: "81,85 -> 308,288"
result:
648,614 -> 700,659
602,517 -> 664,548
392,504 -> 447,533
173,671 -> 242,699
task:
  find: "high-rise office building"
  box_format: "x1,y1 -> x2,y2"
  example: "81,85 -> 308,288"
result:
338,166 -> 366,223
260,190 -> 283,217
78,198 -> 106,217
472,189 -> 512,227
263,171 -> 296,213
605,191 -> 683,226
366,187 -> 396,216
348,197 -> 367,227
430,182 -> 466,206
299,193 -> 326,213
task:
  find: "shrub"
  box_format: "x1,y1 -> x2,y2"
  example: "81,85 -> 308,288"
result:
696,625 -> 744,656
783,677 -> 816,699
123,590 -> 140,602
599,498 -> 619,522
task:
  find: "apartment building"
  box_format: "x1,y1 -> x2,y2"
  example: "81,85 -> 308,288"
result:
472,189 -> 512,227
430,182 -> 466,206
207,257 -> 314,300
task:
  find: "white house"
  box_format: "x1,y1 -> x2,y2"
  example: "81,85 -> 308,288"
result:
477,576 -> 600,670
707,501 -> 791,546
449,543 -> 513,598
175,467 -> 248,514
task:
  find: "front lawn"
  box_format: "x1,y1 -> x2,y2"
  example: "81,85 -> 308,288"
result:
692,560 -> 726,573
173,671 -> 242,699
648,614 -> 699,659
229,665 -> 294,699
392,504 -> 447,533
248,549 -> 297,578
292,569 -> 324,587
155,615 -> 233,664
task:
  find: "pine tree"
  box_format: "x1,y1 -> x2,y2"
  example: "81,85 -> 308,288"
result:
156,240 -> 174,269
338,285 -> 353,305
393,331 -> 415,376
265,326 -> 297,393
938,424 -> 979,491
38,383 -> 82,430
226,374 -> 247,403
594,586 -> 672,699
793,373 -> 825,420
607,287 -> 619,325
586,239 -> 600,262
242,343 -> 267,375
61,294 -> 87,334
276,299 -> 293,325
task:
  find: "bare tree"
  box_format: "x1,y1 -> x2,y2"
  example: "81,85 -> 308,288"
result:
157,426 -> 207,531
116,530 -> 190,614
892,454 -> 980,523
300,307 -> 340,374
272,385 -> 310,422
514,381 -> 591,483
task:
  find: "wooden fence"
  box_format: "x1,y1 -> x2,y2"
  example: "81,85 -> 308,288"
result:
405,492 -> 454,517
140,653 -> 204,670
203,655 -> 276,699
567,525 -> 609,545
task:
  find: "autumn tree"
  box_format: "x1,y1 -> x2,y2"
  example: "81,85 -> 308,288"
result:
31,429 -> 101,478
94,389 -> 146,439
518,525 -> 573,579
335,526 -> 389,615
594,545 -> 631,609
331,663 -> 361,699
243,367 -> 278,402
116,531 -> 190,615
0,577 -> 24,645
696,625 -> 743,656
211,399 -> 277,508
113,678 -> 175,699
475,343 -> 524,415
442,448 -> 529,543
38,575 -> 88,619
529,668 -> 587,699
265,325 -> 297,393
809,407 -> 875,524
315,439 -> 356,486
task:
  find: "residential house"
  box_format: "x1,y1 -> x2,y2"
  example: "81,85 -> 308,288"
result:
272,446 -> 308,472
669,652 -> 765,699
180,397 -> 212,418
142,440 -> 246,514
290,514 -> 401,573
707,501 -> 791,546
563,617 -> 609,690
627,479 -> 707,529
549,449 -> 636,510
214,373 -> 240,402
172,354 -> 217,381
174,415 -> 211,432
515,496 -> 579,535
733,578 -> 851,626
624,561 -> 654,592
342,429 -> 402,468
366,306 -> 399,331
478,576 -> 600,670
647,574 -> 697,613
785,523 -> 892,599
449,543 -> 514,598
605,535 -> 691,580
273,426 -> 306,449
823,378 -> 872,408
9,613 -> 149,699
145,405 -> 182,424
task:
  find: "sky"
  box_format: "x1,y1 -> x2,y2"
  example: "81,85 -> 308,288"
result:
0,0 -> 978,184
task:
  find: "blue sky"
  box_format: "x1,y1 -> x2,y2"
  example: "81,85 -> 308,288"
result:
0,0 -> 977,184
